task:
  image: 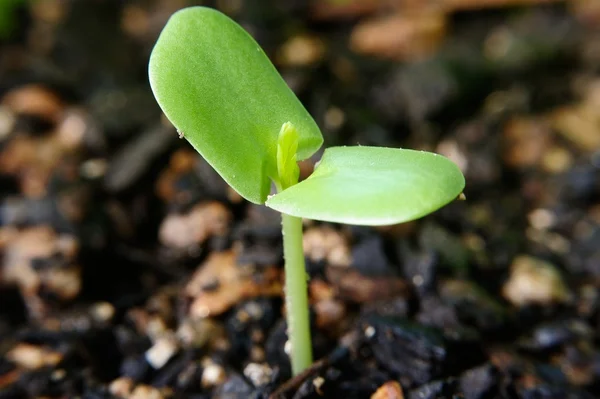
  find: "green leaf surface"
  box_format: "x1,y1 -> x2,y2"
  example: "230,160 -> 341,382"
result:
266,146 -> 465,225
149,7 -> 323,204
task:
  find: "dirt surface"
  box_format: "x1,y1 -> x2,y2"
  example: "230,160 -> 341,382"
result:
0,1 -> 599,398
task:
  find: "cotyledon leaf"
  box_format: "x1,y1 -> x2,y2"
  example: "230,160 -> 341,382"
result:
149,7 -> 323,204
266,146 -> 465,225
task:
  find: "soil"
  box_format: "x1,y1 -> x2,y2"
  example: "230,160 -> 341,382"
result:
0,1 -> 599,398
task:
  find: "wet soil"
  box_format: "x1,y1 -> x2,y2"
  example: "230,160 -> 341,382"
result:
0,1 -> 599,398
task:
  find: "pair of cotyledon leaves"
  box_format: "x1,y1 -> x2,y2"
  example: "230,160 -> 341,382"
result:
149,7 -> 465,226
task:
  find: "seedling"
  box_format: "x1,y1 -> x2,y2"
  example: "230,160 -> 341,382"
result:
149,7 -> 465,375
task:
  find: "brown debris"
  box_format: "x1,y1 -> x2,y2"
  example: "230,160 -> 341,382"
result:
130,384 -> 168,399
562,359 -> 594,386
0,105 -> 15,139
155,149 -> 198,202
0,367 -> 19,389
1,226 -> 81,317
550,107 -> 600,152
110,378 -> 172,399
90,301 -> 116,324
56,108 -> 99,151
561,342 -> 596,386
309,279 -> 335,302
201,360 -> 227,389
312,0 -> 564,21
571,0 -> 600,26
244,363 -> 274,388
1,84 -> 64,124
502,117 -> 553,169
43,266 -> 81,300
29,0 -> 68,24
314,297 -> 347,331
310,0 -> 384,20
303,226 -> 352,267
488,348 -> 517,373
121,5 -> 150,39
109,377 -> 135,398
277,35 -> 326,67
443,0 -> 563,11
326,266 -> 409,303
7,343 -> 63,370
145,335 -> 180,369
549,79 -> 600,152
371,381 -> 405,399
177,318 -> 229,350
323,106 -> 346,132
0,112 -> 87,198
375,221 -> 417,238
350,12 -> 446,61
436,139 -> 469,175
126,307 -> 171,343
0,135 -> 58,197
309,279 -> 347,331
185,250 -> 282,318
540,145 -> 573,174
159,201 -> 231,250
502,255 -> 571,307
298,157 -> 317,181
121,0 -> 188,42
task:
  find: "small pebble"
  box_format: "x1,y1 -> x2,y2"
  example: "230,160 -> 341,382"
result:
502,117 -> 551,168
326,265 -> 408,303
1,84 -> 63,123
277,35 -> 325,66
324,106 -> 345,131
303,226 -> 352,267
145,335 -> 179,369
121,4 -> 150,38
249,346 -> 266,362
56,109 -> 88,150
528,208 -> 555,230
371,381 -> 404,399
541,145 -> 573,174
201,362 -> 227,389
313,376 -> 325,394
145,316 -> 170,342
503,255 -> 571,306
177,318 -> 226,349
80,158 -> 108,179
109,377 -> 134,398
7,343 -> 62,370
0,105 -> 15,140
550,106 -> 600,152
243,363 -> 273,387
130,384 -> 164,399
350,12 -> 445,60
314,298 -> 346,331
159,202 -> 231,250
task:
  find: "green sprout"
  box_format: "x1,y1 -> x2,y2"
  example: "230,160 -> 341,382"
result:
149,7 -> 465,376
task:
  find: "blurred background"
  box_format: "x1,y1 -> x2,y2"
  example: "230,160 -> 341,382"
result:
0,1 -> 599,398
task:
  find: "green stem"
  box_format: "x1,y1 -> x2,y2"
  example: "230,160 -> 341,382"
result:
274,121 -> 311,375
281,211 -> 312,375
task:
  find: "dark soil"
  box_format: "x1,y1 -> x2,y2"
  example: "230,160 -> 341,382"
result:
1,1 -> 599,398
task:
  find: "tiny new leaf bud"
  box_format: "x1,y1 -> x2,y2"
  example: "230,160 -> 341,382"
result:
276,122 -> 300,190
